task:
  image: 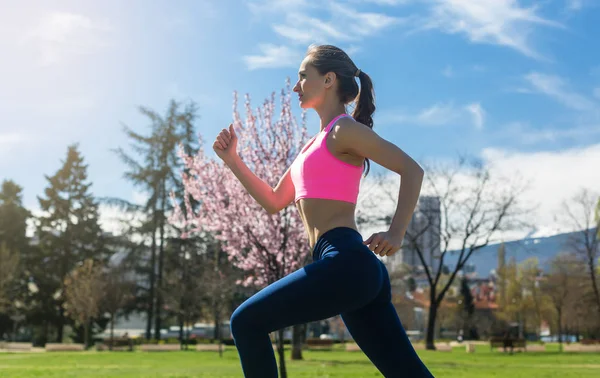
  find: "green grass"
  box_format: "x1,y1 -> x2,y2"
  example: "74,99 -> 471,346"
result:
1,344 -> 599,377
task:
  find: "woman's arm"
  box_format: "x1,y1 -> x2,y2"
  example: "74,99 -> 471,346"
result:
333,118 -> 425,255
225,155 -> 278,214
389,168 -> 424,237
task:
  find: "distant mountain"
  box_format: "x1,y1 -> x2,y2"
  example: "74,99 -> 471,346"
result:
443,229 -> 596,278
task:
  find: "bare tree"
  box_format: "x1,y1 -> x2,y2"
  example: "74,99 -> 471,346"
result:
63,259 -> 105,349
541,253 -> 584,351
102,263 -> 135,350
0,242 -> 19,313
162,239 -> 205,351
358,155 -> 533,349
201,241 -> 239,358
560,188 -> 600,316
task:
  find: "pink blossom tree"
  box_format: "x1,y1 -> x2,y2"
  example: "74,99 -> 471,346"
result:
170,80 -> 312,375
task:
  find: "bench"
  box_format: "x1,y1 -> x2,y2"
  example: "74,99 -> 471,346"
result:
96,338 -> 134,351
525,344 -> 546,352
490,338 -> 526,353
45,343 -> 85,352
139,344 -> 181,352
0,342 -> 33,352
563,344 -> 600,352
345,343 -> 361,351
196,344 -> 226,351
305,338 -> 334,350
435,344 -> 452,352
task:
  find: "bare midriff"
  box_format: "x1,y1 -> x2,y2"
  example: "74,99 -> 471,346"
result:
295,198 -> 360,250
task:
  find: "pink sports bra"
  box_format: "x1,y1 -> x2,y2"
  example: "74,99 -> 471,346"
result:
290,114 -> 363,204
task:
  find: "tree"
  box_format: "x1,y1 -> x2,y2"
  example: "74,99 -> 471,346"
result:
560,188 -> 600,317
161,235 -> 205,350
357,156 -> 532,349
459,277 -> 477,340
173,80 -> 311,378
0,180 -> 30,254
541,254 -> 583,351
102,262 -> 135,350
106,99 -> 199,340
199,236 -> 240,357
34,144 -> 110,342
63,259 -> 105,349
0,243 -> 19,313
0,180 -> 31,333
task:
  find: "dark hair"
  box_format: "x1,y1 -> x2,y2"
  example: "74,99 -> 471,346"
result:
305,44 -> 375,177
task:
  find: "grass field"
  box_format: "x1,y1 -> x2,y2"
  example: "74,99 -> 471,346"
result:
1,344 -> 599,377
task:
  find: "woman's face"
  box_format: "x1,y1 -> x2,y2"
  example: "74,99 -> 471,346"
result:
293,56 -> 328,109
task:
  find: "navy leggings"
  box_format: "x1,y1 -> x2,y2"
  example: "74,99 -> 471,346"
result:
229,227 -> 434,377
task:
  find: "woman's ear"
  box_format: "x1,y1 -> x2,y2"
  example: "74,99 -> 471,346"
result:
324,72 -> 336,88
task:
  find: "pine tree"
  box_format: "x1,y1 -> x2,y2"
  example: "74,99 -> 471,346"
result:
0,180 -> 31,252
106,100 -> 199,340
0,180 -> 31,326
34,144 -> 109,342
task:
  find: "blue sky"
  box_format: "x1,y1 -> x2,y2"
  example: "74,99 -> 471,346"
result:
1,0 -> 599,239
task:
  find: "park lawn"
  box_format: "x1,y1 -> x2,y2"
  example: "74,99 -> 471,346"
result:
0,344 -> 599,377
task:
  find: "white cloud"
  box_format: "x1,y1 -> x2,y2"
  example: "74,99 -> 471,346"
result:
0,132 -> 28,158
496,121 -> 600,145
242,44 -> 303,70
272,12 -> 352,45
565,0 -> 595,11
465,102 -> 485,129
244,0 -> 402,69
330,2 -> 403,37
566,0 -> 584,10
381,101 -> 485,128
355,0 -> 412,5
524,72 -> 598,111
480,143 -> 600,238
19,11 -> 114,66
419,0 -> 563,60
415,103 -> 461,125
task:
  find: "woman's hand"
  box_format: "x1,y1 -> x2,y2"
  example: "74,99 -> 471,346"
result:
213,123 -> 239,162
363,230 -> 404,257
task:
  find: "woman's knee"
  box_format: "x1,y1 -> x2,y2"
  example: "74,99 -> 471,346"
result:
230,305 -> 250,337
230,300 -> 266,338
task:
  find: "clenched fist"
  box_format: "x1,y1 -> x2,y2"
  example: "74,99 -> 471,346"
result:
213,123 -> 238,162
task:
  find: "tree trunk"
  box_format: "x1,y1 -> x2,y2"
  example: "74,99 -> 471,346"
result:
110,313 -> 115,351
589,257 -> 600,316
84,319 -> 90,350
57,307 -> 64,342
277,328 -> 287,378
42,320 -> 48,346
291,323 -> 304,360
213,305 -> 224,358
557,308 -> 563,352
178,312 -> 184,350
155,192 -> 166,340
146,225 -> 157,340
426,296 -> 438,350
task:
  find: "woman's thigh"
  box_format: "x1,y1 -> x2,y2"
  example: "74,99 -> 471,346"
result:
231,248 -> 383,334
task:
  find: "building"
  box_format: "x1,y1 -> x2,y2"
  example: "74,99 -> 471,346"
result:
387,196 -> 441,272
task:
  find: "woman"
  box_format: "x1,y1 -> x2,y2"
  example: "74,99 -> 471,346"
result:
213,44 -> 434,378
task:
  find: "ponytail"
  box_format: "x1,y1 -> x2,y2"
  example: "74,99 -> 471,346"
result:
352,70 -> 375,177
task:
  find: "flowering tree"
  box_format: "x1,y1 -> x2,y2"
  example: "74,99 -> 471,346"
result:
170,80 -> 312,373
